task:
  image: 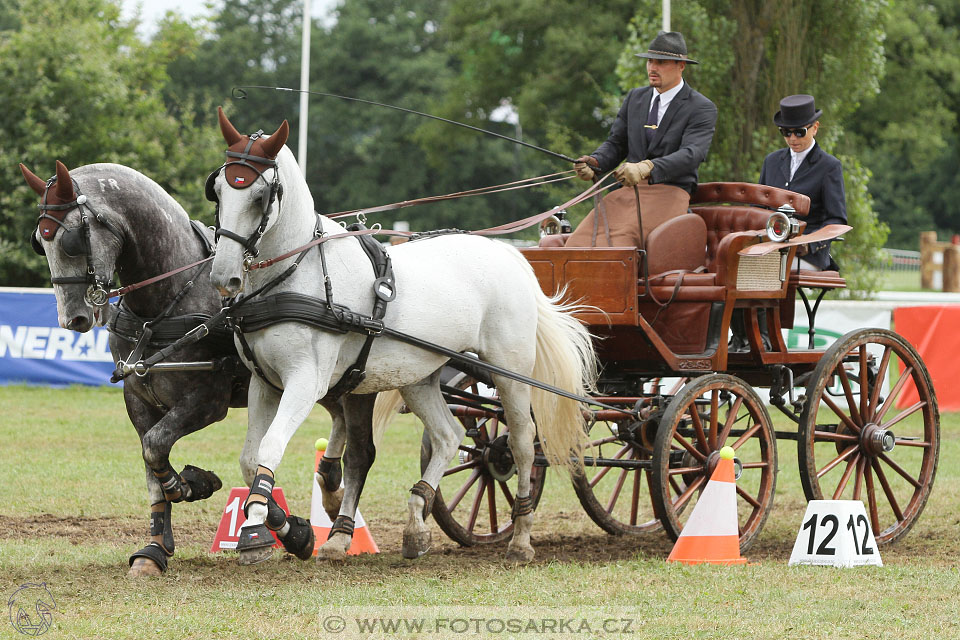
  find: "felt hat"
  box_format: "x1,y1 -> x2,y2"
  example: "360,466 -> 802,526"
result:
773,94 -> 823,127
635,31 -> 699,65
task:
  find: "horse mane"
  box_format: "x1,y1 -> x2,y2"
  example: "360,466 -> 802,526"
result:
274,145 -> 315,219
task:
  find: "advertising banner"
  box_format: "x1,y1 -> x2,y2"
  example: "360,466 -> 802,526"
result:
0,288 -> 115,387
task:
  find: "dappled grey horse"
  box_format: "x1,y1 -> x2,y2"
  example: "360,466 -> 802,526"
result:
21,161 -> 366,575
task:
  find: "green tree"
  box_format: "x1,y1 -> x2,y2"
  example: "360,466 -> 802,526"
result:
0,0 -> 220,286
845,0 -> 960,249
300,0 -> 552,231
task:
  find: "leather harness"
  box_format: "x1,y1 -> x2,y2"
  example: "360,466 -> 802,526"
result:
227,223 -> 395,400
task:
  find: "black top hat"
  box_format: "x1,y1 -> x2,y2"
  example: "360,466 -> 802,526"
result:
773,94 -> 823,127
635,31 -> 699,65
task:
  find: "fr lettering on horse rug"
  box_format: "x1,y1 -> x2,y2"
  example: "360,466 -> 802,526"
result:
208,107 -> 598,563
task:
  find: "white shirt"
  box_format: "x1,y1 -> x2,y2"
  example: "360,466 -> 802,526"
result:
650,79 -> 685,125
790,139 -> 816,180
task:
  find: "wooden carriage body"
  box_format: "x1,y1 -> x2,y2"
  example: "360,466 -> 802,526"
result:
433,183 -> 937,556
519,182 -> 847,383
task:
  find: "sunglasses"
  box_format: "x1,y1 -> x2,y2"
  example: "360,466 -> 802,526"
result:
779,126 -> 809,138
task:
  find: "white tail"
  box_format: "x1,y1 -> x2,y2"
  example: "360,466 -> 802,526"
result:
529,289 -> 598,471
372,390 -> 404,450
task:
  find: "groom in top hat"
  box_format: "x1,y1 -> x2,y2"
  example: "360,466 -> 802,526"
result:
759,94 -> 847,271
568,31 -> 718,247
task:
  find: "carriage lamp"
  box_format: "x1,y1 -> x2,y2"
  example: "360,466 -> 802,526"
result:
765,204 -> 801,243
540,209 -> 572,236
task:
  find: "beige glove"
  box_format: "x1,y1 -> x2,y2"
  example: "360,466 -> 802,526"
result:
574,155 -> 598,181
614,160 -> 655,186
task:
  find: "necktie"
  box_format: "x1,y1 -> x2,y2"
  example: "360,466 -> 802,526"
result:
645,94 -> 660,144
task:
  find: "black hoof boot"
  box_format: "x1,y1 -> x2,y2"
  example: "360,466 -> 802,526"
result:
279,516 -> 316,560
128,542 -> 170,575
180,465 -> 223,502
236,523 -> 275,565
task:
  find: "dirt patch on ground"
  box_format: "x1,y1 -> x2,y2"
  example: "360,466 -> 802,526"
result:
2,510 -> 954,566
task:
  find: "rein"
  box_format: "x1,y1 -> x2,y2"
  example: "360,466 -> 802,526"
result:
324,170 -> 577,219
243,172 -> 616,271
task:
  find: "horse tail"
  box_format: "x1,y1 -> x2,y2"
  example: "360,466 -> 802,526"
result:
372,390 -> 404,449
529,288 -> 598,473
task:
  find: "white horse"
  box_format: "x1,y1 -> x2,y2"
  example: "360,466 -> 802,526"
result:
208,107 -> 597,563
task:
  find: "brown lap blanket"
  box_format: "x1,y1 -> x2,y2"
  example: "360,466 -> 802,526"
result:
565,183 -> 690,248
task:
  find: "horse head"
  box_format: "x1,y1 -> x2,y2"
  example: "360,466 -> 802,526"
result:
21,160 -> 125,332
209,106 -> 290,297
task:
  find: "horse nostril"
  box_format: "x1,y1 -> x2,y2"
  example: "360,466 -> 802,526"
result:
227,277 -> 243,292
66,315 -> 92,332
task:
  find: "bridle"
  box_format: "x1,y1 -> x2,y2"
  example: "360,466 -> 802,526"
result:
205,129 -> 283,263
31,176 -> 125,306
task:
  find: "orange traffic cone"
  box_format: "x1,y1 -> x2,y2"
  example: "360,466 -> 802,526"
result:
667,446 -> 746,565
310,447 -> 379,555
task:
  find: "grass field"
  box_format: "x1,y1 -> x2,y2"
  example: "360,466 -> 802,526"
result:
2,384 -> 958,639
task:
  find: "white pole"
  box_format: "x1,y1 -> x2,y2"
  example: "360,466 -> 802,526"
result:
297,0 -> 312,175
662,0 -> 671,32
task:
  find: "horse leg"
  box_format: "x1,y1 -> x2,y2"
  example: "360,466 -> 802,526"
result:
127,385 -> 231,576
237,373 -> 321,565
398,372 -> 465,559
318,393 -> 377,561
495,378 -> 538,563
140,387 -> 230,504
316,397 -> 348,520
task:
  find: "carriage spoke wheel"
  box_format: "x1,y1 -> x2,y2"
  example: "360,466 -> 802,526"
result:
422,373 -> 546,546
651,374 -> 777,552
798,328 -> 939,545
571,406 -> 666,535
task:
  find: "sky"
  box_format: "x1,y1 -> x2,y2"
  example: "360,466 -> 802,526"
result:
120,0 -> 339,36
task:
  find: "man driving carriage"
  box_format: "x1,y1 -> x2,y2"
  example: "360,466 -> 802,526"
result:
569,30 -> 717,247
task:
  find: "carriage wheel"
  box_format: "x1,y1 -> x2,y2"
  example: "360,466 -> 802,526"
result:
571,413 -> 661,535
798,328 -> 939,545
422,373 -> 547,546
650,374 -> 778,551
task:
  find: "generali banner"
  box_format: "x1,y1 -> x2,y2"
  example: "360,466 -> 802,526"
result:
0,288 -> 115,387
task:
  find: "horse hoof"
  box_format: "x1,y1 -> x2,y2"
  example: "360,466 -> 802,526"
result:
127,557 -> 163,578
279,516 -> 315,561
322,486 -> 344,521
238,546 -> 274,565
317,544 -> 348,562
180,465 -> 223,502
401,530 -> 431,559
505,546 -> 535,564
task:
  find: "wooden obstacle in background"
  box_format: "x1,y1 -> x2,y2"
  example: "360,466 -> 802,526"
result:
920,231 -> 960,292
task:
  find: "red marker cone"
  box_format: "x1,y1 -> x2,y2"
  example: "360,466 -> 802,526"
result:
667,446 -> 746,565
311,448 -> 378,555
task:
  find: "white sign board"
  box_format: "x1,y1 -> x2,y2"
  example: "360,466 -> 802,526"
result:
789,500 -> 883,568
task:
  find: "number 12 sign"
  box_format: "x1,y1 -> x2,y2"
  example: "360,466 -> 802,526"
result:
210,487 -> 290,553
789,500 -> 883,568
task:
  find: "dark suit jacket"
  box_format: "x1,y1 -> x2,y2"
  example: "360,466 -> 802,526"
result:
759,143 -> 847,270
590,83 -> 717,195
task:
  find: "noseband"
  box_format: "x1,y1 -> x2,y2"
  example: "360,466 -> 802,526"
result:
206,130 -> 283,261
32,177 -> 125,306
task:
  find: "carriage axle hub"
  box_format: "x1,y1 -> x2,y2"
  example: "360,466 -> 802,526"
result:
483,434 -> 517,482
704,450 -> 743,481
862,424 -> 895,455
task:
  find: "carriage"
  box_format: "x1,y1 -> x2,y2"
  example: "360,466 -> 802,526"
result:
427,181 -> 938,553
25,110 -> 938,570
